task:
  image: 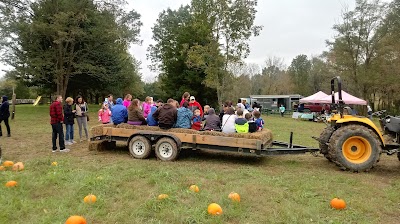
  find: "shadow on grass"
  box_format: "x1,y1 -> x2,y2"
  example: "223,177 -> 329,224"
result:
178,149 -> 266,165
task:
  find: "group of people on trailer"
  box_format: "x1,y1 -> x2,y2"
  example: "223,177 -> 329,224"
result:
99,92 -> 265,134
49,92 -> 265,152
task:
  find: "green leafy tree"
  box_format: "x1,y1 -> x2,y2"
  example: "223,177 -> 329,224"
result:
0,0 -> 143,100
326,0 -> 387,100
288,54 -> 311,96
187,0 -> 262,104
148,5 -> 218,107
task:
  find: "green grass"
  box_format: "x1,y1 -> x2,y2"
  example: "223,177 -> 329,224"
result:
0,105 -> 399,223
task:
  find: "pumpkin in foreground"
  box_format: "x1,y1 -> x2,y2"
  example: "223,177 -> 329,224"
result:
208,203 -> 223,216
12,162 -> 24,171
65,215 -> 87,224
157,194 -> 169,200
5,181 -> 17,187
83,194 -> 97,204
3,161 -> 14,167
51,161 -> 58,166
330,198 -> 346,210
228,192 -> 241,202
189,185 -> 199,193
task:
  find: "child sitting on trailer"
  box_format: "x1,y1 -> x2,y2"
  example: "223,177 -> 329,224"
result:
98,103 -> 112,124
191,109 -> 202,130
253,110 -> 264,131
235,109 -> 248,133
246,112 -> 257,133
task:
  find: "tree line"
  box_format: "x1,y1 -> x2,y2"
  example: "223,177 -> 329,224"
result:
0,0 -> 144,102
1,0 -> 399,114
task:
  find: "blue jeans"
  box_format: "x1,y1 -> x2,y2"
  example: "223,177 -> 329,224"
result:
65,124 -> 74,141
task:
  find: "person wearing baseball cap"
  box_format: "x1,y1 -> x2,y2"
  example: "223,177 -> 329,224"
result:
188,96 -> 203,116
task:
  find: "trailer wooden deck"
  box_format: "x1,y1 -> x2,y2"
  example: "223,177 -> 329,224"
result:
89,124 -> 318,161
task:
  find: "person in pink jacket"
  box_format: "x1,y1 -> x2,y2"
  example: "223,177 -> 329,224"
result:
123,94 -> 132,108
98,103 -> 112,124
142,96 -> 153,118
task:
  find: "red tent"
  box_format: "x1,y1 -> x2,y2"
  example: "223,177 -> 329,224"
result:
319,90 -> 367,105
299,91 -> 329,104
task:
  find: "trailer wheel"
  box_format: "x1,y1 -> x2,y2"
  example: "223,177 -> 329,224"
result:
129,136 -> 152,159
155,137 -> 179,161
328,125 -> 381,172
319,126 -> 335,162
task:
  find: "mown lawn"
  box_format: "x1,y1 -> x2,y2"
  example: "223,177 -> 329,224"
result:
0,105 -> 399,224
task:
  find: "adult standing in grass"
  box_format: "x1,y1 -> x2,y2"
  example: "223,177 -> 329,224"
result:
63,97 -> 76,145
279,105 -> 285,117
0,95 -> 11,137
75,96 -> 89,142
50,95 -> 69,152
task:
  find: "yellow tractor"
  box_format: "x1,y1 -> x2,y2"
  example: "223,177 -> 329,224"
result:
318,76 -> 400,172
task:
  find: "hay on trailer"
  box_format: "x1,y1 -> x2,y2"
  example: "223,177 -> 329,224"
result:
90,124 -> 115,137
115,123 -> 272,144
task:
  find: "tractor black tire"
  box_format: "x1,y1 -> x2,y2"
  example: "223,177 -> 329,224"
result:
328,125 -> 382,172
319,126 -> 335,162
155,137 -> 179,161
129,136 -> 152,159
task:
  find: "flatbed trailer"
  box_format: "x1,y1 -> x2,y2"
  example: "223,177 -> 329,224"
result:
90,125 -> 319,161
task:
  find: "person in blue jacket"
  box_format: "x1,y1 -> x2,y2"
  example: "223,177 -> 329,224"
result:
111,98 -> 127,125
174,101 -> 193,128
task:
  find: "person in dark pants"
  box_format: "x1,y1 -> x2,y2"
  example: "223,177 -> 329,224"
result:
50,95 -> 69,153
0,95 -> 11,137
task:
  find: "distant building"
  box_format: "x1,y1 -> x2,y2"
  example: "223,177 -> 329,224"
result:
249,94 -> 303,111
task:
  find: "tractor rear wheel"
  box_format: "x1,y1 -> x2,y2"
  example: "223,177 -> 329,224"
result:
328,125 -> 381,172
319,126 -> 335,162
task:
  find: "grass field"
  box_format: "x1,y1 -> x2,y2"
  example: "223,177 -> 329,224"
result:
0,105 -> 399,224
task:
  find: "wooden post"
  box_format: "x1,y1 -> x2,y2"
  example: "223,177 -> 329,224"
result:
11,87 -> 16,120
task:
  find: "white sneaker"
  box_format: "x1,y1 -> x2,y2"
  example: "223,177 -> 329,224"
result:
52,150 -> 58,153
72,140 -> 77,144
60,148 -> 70,152
65,142 -> 72,145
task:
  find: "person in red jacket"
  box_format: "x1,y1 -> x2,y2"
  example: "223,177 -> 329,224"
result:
50,95 -> 69,153
188,96 -> 203,116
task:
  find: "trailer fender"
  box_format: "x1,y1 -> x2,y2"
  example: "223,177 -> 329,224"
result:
127,131 -> 182,148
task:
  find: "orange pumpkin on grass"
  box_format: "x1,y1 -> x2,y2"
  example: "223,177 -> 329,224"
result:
189,185 -> 199,193
83,194 -> 97,204
157,194 -> 169,200
12,162 -> 24,171
5,181 -> 17,187
330,198 -> 346,210
228,192 -> 241,202
3,161 -> 14,167
65,215 -> 87,224
207,203 -> 223,216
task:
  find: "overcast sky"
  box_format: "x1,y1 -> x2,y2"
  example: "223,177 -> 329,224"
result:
0,0 -> 359,81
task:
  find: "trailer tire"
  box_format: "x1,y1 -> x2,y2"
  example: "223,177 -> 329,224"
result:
328,125 -> 381,172
319,126 -> 335,162
155,137 -> 179,161
129,136 -> 152,159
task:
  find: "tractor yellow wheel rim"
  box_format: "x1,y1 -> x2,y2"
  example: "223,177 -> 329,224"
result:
342,136 -> 372,164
